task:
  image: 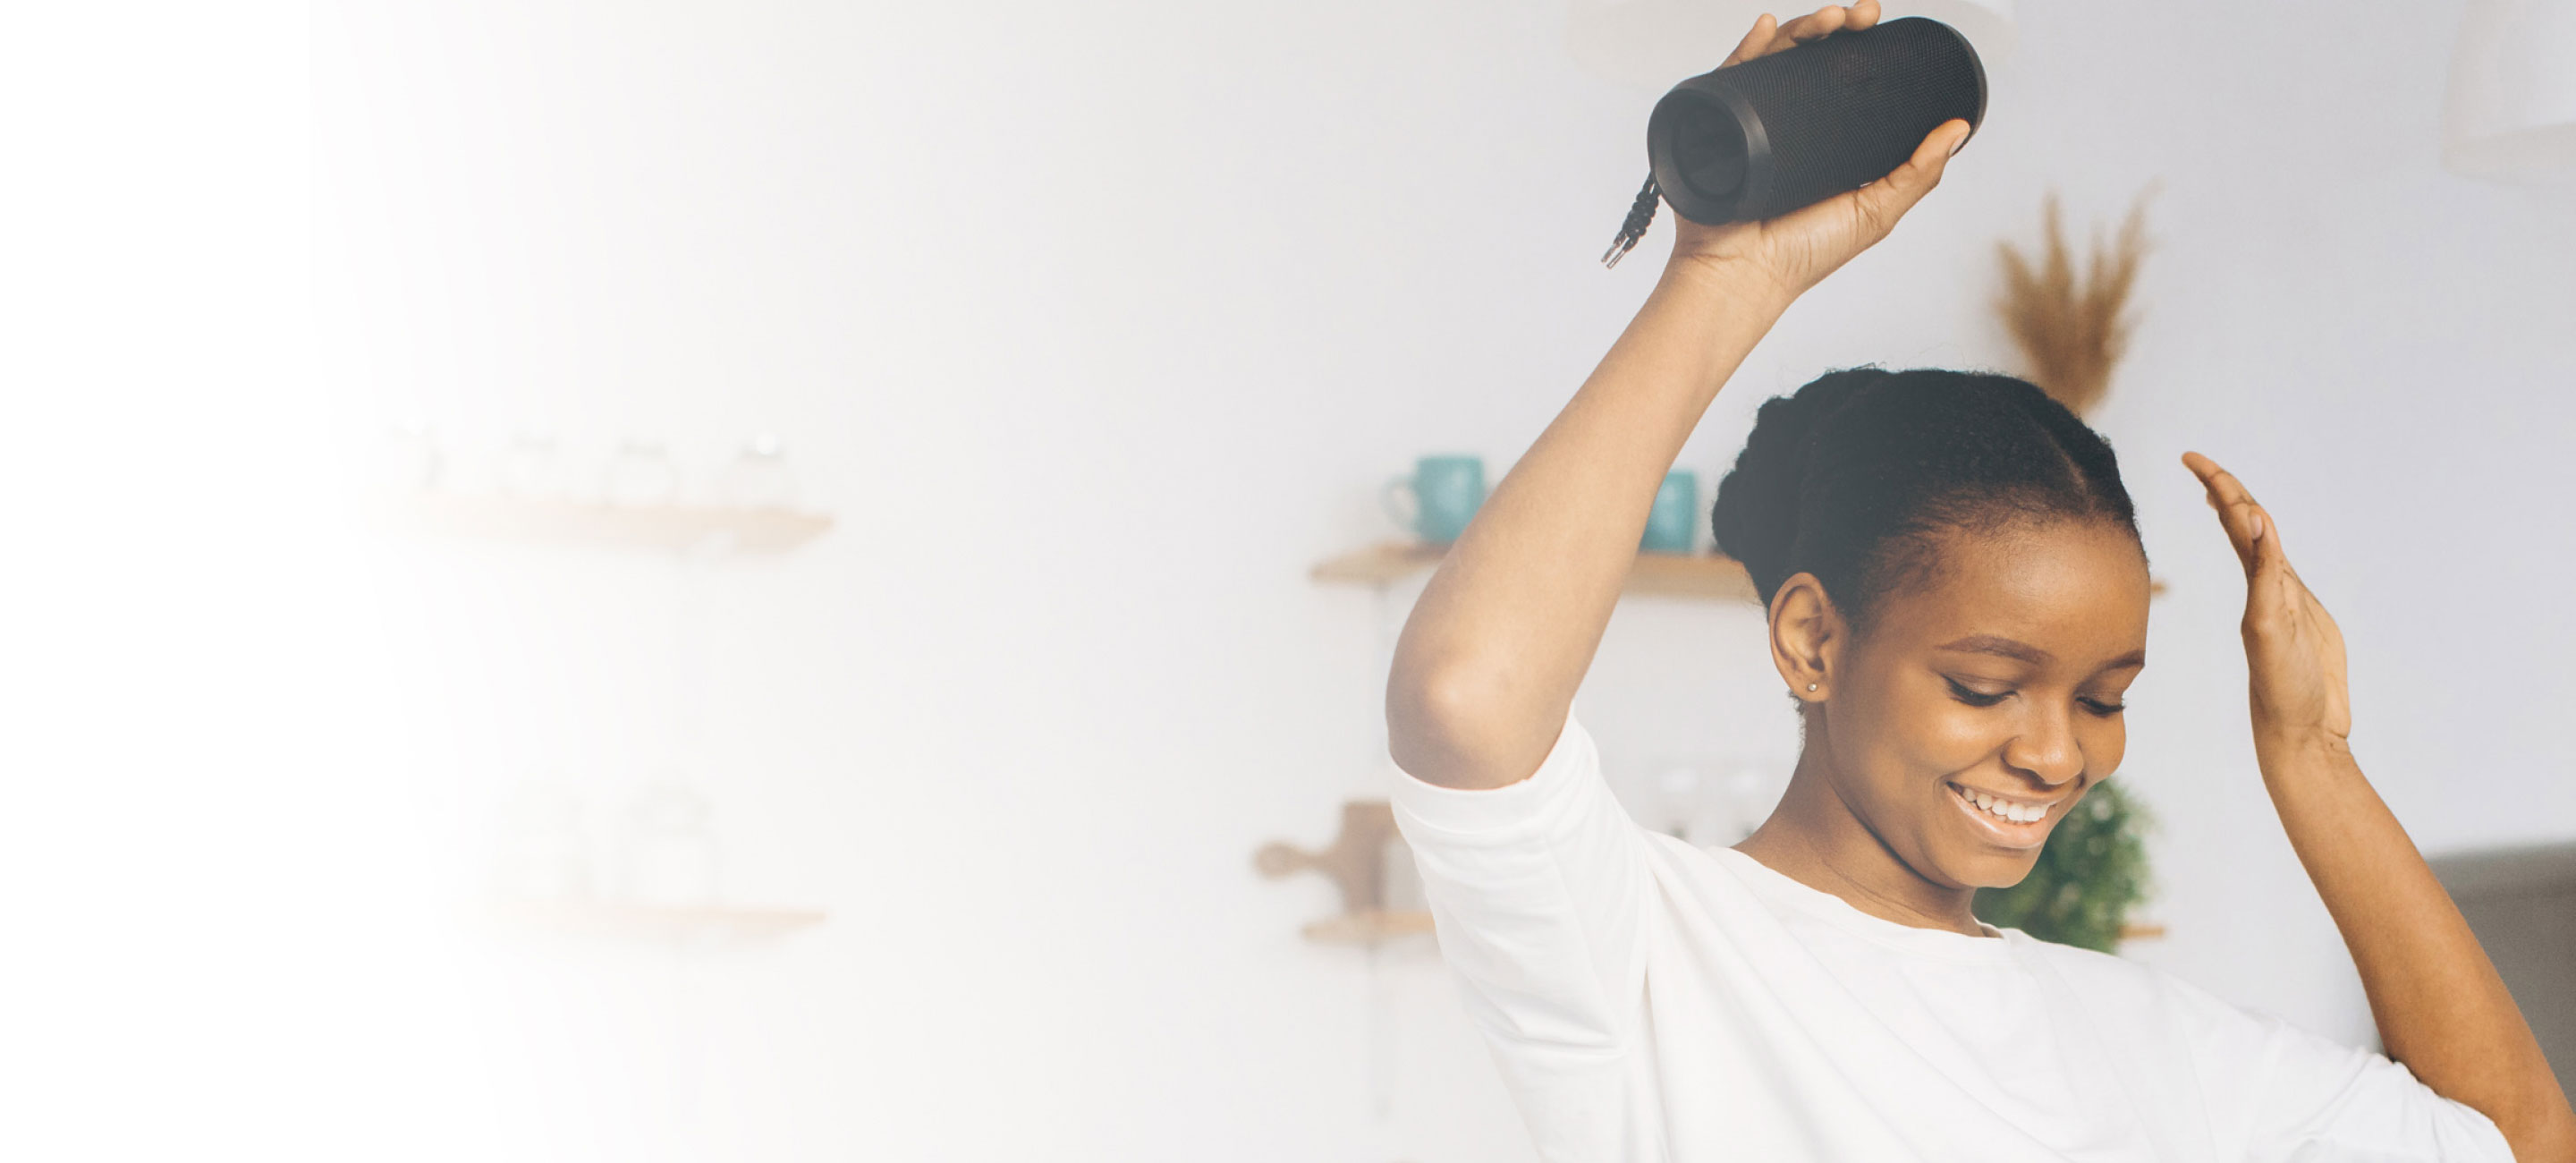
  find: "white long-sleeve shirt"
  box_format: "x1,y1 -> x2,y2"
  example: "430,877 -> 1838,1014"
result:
1387,709 -> 2515,1162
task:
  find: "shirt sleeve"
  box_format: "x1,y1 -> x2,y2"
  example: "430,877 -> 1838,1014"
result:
2170,973 -> 2517,1162
1385,709 -> 1657,1056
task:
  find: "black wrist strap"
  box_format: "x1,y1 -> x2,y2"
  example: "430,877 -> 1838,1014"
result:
1601,170 -> 1661,269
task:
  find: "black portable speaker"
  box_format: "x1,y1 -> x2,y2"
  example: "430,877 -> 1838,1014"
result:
1651,16 -> 1986,225
1602,16 -> 1986,266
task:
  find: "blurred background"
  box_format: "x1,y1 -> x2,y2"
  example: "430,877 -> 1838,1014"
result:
9,0 -> 2573,1159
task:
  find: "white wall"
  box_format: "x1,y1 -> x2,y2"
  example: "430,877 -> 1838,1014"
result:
305,1 -> 2576,1159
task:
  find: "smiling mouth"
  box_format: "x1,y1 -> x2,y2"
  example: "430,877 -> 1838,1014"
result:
1945,781 -> 2062,849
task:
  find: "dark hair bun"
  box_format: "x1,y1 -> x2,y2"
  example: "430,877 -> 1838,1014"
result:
1711,367 -> 1886,599
1707,365 -> 2141,635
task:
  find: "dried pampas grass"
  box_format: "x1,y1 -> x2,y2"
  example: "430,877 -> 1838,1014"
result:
1995,188 -> 2156,417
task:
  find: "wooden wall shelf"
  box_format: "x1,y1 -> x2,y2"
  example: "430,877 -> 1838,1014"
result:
375,494 -> 834,554
1313,539 -> 2168,603
1305,910 -> 1436,944
1258,800 -> 1433,946
479,898 -> 828,946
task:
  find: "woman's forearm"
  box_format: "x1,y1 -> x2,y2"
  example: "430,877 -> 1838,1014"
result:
1385,258 -> 1792,790
2257,728 -> 2576,1159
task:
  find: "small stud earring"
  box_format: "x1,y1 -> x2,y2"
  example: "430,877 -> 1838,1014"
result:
1807,683 -> 1819,692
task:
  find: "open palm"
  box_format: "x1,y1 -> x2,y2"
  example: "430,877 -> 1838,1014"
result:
2183,451 -> 2352,746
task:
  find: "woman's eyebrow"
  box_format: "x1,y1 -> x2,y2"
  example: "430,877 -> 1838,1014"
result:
1938,635 -> 2146,671
1939,634 -> 2051,663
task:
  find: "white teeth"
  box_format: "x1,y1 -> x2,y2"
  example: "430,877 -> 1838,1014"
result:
1956,784 -> 2046,825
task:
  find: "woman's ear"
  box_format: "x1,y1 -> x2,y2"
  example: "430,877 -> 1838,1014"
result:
1769,571 -> 1839,702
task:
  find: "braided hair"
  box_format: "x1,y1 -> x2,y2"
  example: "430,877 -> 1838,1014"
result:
1711,367 -> 2144,646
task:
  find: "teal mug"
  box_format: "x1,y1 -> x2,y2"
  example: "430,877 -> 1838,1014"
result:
1641,470 -> 1699,553
1383,454 -> 1486,546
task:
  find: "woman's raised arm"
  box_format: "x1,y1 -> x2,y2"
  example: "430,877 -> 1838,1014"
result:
2185,451 -> 2576,1161
1385,1 -> 1973,790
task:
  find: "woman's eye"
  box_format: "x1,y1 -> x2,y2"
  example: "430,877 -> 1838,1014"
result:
1944,678 -> 2008,707
1945,678 -> 2126,717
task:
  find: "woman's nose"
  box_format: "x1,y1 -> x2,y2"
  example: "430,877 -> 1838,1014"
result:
2003,707 -> 2084,786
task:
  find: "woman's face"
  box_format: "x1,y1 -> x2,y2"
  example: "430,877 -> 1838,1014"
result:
1801,520 -> 2151,890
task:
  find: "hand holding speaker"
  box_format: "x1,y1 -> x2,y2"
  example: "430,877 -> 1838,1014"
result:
1652,3 -> 1976,300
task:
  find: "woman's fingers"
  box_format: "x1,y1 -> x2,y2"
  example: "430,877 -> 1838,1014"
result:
2182,450 -> 2254,507
1775,4 -> 1847,45
1722,13 -> 1778,66
1733,3 -> 1877,65
2182,450 -> 2282,578
1763,4 -> 1844,55
1724,3 -> 1881,68
2185,452 -> 2254,539
2184,450 -> 2250,565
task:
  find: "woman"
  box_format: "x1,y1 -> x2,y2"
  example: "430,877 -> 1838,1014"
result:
1382,4 -> 2576,1160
